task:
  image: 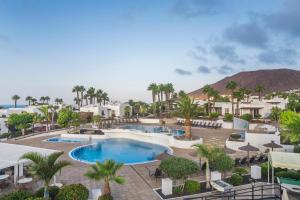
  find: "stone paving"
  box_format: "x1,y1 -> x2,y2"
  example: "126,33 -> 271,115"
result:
5,127 -> 240,200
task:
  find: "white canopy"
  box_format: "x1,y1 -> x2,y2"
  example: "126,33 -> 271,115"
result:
0,143 -> 58,170
270,151 -> 300,170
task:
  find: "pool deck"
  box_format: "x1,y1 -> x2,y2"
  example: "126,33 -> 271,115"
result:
6,126 -> 235,200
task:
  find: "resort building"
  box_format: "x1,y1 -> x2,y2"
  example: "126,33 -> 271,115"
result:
79,102 -> 130,118
211,97 -> 287,118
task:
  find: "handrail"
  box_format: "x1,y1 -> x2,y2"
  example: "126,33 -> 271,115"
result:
185,183 -> 281,200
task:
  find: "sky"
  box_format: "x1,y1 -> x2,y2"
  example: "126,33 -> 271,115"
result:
0,0 -> 300,104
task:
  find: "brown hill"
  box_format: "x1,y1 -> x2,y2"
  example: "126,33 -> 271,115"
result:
189,68 -> 300,99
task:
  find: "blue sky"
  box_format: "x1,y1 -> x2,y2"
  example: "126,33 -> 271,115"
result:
0,0 -> 299,104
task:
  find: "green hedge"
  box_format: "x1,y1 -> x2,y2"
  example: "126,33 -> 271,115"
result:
224,113 -> 233,122
34,186 -> 60,200
56,184 -> 89,200
26,198 -> 44,200
209,112 -> 219,120
0,190 -> 32,200
228,174 -> 243,186
183,180 -> 200,194
240,114 -> 253,122
276,171 -> 300,180
98,194 -> 113,200
233,167 -> 248,175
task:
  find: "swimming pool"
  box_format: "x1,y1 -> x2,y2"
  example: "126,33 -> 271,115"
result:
121,124 -> 184,136
69,138 -> 171,164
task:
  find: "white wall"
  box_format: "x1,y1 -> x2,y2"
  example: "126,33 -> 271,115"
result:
139,118 -> 160,124
0,118 -> 8,134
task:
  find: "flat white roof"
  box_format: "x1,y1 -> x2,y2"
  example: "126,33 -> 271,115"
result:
0,143 -> 58,170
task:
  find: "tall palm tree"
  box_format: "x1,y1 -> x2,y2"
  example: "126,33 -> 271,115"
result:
25,96 -> 32,106
40,96 -> 45,104
164,83 -> 175,110
233,89 -> 245,116
85,160 -> 125,198
12,95 -> 20,108
73,97 -> 81,108
226,81 -> 238,115
158,83 -> 165,102
54,98 -> 60,105
202,85 -> 214,114
102,92 -> 109,105
79,85 -> 85,107
44,96 -> 50,104
86,87 -> 96,104
20,152 -> 71,199
49,105 -> 59,127
255,84 -> 265,101
193,144 -> 212,189
176,94 -> 198,139
31,98 -> 37,105
72,85 -> 81,108
83,94 -> 89,105
95,89 -> 103,105
39,106 -> 51,132
147,83 -> 158,103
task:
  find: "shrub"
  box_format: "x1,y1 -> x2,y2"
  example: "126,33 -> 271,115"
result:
56,184 -> 89,200
233,167 -> 248,175
276,171 -> 300,180
209,112 -> 219,120
159,157 -> 199,180
26,198 -> 44,200
224,113 -> 233,122
172,185 -> 183,195
294,145 -> 300,153
261,162 -> 283,178
228,174 -> 243,186
35,186 -> 59,200
98,194 -> 113,200
183,180 -> 200,194
240,114 -> 253,122
0,189 -> 32,200
0,132 -> 11,139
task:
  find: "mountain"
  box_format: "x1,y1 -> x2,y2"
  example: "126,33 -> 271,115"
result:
189,68 -> 300,99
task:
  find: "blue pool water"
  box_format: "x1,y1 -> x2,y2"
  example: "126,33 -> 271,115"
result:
70,138 -> 170,164
46,137 -> 85,143
122,124 -> 184,136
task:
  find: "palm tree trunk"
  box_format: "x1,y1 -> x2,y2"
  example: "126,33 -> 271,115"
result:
184,119 -> 192,140
231,95 -> 234,116
103,180 -> 111,196
236,101 -> 240,116
205,160 -> 210,189
14,100 -> 17,108
44,183 -> 49,199
152,92 -> 155,103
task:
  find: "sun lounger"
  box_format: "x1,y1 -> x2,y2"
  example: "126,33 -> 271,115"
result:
235,158 -> 240,166
149,168 -> 164,182
239,157 -> 248,165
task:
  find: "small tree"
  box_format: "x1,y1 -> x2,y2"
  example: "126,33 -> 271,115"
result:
7,112 -> 34,136
39,106 -> 51,132
93,115 -> 102,129
57,107 -> 81,132
159,157 -> 199,184
85,160 -> 124,198
210,151 -> 234,179
124,106 -> 131,117
280,111 -> 300,144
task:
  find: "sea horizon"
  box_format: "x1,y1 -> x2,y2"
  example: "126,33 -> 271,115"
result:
0,105 -> 26,109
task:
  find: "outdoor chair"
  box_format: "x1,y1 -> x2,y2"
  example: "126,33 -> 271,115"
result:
207,122 -> 212,128
218,123 -> 222,128
199,121 -> 204,127
249,156 -> 256,164
149,168 -> 164,182
239,157 -> 248,165
202,122 -> 207,128
235,158 -> 241,166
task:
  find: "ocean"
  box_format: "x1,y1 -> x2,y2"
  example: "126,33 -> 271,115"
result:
0,105 -> 26,109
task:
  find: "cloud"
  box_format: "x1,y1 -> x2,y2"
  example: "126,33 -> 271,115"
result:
172,0 -> 224,18
216,65 -> 235,75
187,45 -> 208,61
197,66 -> 211,74
264,0 -> 300,37
212,44 -> 245,64
223,22 -> 269,48
258,48 -> 298,65
174,68 -> 192,75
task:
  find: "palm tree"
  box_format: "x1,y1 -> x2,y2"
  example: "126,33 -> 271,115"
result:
31,98 -> 37,105
72,85 -> 81,108
202,85 -> 215,114
54,98 -> 60,105
158,83 -> 165,102
176,94 -> 198,139
39,106 -> 51,132
83,94 -> 89,105
226,81 -> 238,115
44,96 -> 50,104
20,152 -> 71,199
102,92 -> 109,105
40,96 -> 45,104
147,83 -> 158,103
12,95 -> 20,108
233,89 -> 245,116
25,96 -> 32,106
49,105 -> 59,127
79,86 -> 85,107
95,89 -> 103,105
86,87 -> 96,104
243,88 -> 251,102
74,97 -> 81,108
255,84 -> 265,101
85,160 -> 125,198
164,83 -> 175,110
193,144 -> 212,189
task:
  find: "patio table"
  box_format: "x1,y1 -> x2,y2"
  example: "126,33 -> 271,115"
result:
17,177 -> 32,184
0,175 -> 9,181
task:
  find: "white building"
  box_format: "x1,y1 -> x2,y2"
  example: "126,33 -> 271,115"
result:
212,97 -> 288,118
80,102 -> 130,118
